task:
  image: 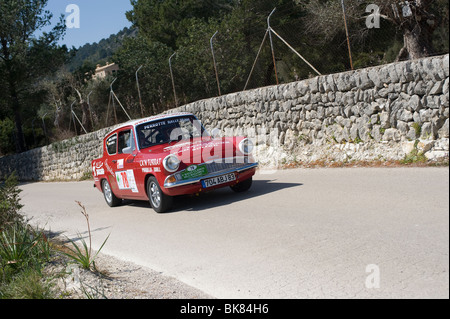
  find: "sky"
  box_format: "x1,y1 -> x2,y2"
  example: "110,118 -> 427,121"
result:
40,0 -> 133,48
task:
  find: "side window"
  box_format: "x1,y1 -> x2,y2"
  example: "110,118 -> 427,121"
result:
118,130 -> 133,154
106,134 -> 117,155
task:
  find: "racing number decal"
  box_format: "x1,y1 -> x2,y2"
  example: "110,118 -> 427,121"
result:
116,170 -> 138,193
118,172 -> 129,188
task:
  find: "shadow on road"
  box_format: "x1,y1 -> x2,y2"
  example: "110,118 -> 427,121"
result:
122,179 -> 303,214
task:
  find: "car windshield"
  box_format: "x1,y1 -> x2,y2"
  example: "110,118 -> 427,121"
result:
136,116 -> 208,150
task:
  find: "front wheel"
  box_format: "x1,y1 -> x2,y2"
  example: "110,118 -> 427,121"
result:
102,179 -> 122,207
147,177 -> 173,213
230,177 -> 253,193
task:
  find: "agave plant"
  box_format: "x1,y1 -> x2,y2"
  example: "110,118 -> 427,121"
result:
0,223 -> 51,272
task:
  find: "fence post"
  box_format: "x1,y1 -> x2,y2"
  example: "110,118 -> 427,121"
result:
210,31 -> 221,96
267,8 -> 279,85
136,65 -> 144,117
169,52 -> 179,107
341,0 -> 354,70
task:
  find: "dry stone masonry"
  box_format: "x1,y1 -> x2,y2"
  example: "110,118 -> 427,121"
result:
170,54 -> 449,167
0,54 -> 448,181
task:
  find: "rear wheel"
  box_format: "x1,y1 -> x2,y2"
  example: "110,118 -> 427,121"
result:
102,179 -> 122,207
230,177 -> 253,193
147,176 -> 173,213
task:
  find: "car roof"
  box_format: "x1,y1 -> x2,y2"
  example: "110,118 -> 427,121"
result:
107,112 -> 195,135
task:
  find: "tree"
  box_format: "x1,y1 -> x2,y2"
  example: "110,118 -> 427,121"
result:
126,0 -> 233,50
302,0 -> 448,62
0,0 -> 67,153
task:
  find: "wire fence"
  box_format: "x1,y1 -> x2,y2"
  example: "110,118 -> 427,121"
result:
121,2 -> 449,118
18,1 -> 450,148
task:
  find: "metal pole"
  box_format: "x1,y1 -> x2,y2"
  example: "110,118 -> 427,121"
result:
341,0 -> 354,70
169,52 -> 178,107
136,65 -> 144,117
87,91 -> 94,130
110,78 -> 118,124
72,109 -> 88,134
31,119 -> 36,146
210,31 -> 221,96
111,90 -> 132,121
244,29 -> 269,91
105,88 -> 112,127
269,27 -> 322,76
267,8 -> 279,85
70,101 -> 77,135
42,113 -> 49,145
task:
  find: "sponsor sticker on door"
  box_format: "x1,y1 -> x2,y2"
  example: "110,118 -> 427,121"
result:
116,170 -> 138,193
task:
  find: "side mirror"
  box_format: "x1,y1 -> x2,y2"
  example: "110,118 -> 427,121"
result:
122,146 -> 134,154
210,128 -> 221,139
122,132 -> 136,154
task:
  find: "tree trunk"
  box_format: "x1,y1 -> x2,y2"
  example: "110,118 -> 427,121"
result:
2,39 -> 26,153
7,75 -> 26,153
80,101 -> 92,133
397,23 -> 435,61
395,0 -> 436,61
13,97 -> 26,153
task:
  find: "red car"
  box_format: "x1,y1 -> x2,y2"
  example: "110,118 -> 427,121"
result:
92,112 -> 258,213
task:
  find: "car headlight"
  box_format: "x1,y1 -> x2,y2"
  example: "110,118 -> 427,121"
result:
239,138 -> 254,155
163,154 -> 180,173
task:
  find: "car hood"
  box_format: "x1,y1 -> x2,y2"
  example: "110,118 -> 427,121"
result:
142,137 -> 244,165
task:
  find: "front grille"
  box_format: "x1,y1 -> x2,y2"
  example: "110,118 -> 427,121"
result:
175,157 -> 251,181
205,157 -> 250,173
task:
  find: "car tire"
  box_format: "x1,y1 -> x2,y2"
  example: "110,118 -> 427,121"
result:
147,176 -> 173,213
230,177 -> 253,193
102,179 -> 122,207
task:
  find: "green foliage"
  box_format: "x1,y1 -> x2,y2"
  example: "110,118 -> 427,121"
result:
0,173 -> 24,228
66,27 -> 137,71
0,174 -> 55,299
411,123 -> 422,139
126,0 -> 232,50
0,0 -> 68,152
0,118 -> 15,155
1,0 -> 448,154
0,268 -> 54,299
0,223 -> 51,272
401,140 -> 427,164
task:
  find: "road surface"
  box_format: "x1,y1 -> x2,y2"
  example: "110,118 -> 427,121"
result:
19,167 -> 449,299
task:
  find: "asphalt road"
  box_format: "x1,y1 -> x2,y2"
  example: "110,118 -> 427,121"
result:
19,167 -> 449,299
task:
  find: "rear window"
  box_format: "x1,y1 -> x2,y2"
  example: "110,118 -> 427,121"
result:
106,134 -> 117,155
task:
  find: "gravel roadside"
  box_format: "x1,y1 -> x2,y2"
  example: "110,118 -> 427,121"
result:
46,250 -> 213,299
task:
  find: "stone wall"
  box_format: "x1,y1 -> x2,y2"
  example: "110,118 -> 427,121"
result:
0,126 -> 115,181
169,54 -> 449,167
0,54 -> 448,181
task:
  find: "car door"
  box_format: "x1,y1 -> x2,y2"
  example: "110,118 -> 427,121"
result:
112,127 -> 141,199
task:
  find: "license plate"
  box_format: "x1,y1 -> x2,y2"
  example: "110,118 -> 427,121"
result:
202,173 -> 236,188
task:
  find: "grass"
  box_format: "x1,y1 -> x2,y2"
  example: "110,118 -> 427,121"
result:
0,174 -> 110,299
0,174 -> 56,298
0,269 -> 55,299
282,157 -> 449,169
400,140 -> 428,165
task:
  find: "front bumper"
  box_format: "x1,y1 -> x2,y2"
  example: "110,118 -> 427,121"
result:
164,161 -> 259,189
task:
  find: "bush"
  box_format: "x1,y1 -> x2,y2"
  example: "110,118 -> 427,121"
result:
0,173 -> 24,229
0,173 -> 55,299
0,118 -> 15,156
